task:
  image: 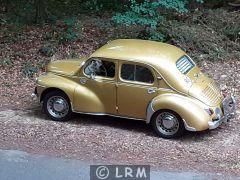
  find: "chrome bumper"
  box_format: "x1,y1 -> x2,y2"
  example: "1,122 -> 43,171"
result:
31,87 -> 38,101
208,95 -> 237,130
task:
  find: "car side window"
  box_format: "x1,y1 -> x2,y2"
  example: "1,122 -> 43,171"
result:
121,64 -> 135,81
135,65 -> 154,83
84,59 -> 115,78
121,63 -> 154,84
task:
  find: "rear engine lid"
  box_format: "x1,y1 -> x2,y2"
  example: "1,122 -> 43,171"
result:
188,71 -> 223,106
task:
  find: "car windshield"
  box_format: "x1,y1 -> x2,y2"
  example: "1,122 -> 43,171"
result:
176,56 -> 195,74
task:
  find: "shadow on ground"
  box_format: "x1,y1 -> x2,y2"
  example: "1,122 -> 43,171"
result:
24,105 -> 214,141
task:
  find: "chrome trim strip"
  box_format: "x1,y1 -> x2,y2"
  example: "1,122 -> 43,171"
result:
36,84 -> 46,88
72,109 -> 145,121
182,119 -> 196,131
158,88 -> 174,92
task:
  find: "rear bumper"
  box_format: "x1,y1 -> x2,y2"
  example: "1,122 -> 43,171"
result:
208,95 -> 237,130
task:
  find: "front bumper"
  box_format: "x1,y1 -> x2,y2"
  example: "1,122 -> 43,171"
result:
208,95 -> 237,130
31,87 -> 38,101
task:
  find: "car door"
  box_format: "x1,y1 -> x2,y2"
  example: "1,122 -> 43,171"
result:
117,61 -> 158,119
73,58 -> 117,115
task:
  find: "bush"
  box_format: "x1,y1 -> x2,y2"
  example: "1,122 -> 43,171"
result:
165,10 -> 240,61
22,62 -> 38,77
196,9 -> 240,42
81,0 -> 124,12
0,58 -> 13,67
0,23 -> 25,43
203,0 -> 231,8
223,26 -> 240,42
39,44 -> 56,57
5,1 -> 36,24
113,0 -> 203,41
1,0 -> 125,25
49,17 -> 83,44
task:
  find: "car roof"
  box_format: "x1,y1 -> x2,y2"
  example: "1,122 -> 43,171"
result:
90,39 -> 186,69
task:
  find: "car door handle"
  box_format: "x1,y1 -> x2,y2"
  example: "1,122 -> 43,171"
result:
80,77 -> 87,84
147,88 -> 157,94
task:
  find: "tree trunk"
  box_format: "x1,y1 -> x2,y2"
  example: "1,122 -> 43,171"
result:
35,0 -> 46,24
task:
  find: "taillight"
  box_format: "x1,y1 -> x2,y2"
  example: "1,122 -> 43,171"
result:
205,108 -> 214,116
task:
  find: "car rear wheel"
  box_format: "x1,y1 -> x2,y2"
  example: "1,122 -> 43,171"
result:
151,110 -> 184,138
43,90 -> 72,121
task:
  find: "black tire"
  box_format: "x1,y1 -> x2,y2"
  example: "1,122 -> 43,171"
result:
43,90 -> 72,121
151,110 -> 185,139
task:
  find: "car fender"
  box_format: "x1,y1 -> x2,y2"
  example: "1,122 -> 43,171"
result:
37,73 -> 78,104
147,93 -> 211,131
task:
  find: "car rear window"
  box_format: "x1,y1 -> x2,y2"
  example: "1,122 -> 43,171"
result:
176,56 -> 195,74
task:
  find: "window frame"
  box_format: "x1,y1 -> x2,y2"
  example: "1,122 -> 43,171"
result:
83,57 -> 116,80
119,62 -> 155,85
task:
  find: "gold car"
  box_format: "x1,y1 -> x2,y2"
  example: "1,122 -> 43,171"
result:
33,39 -> 236,138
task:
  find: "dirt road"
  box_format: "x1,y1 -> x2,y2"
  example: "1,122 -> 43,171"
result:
0,106 -> 239,176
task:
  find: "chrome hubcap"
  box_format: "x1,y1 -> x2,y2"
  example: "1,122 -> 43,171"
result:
53,99 -> 65,112
47,96 -> 69,119
156,112 -> 179,135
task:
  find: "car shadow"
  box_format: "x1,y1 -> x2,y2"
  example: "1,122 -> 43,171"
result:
24,106 -> 215,140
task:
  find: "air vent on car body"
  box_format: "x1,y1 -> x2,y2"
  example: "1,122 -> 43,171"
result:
176,56 -> 195,74
202,81 -> 222,105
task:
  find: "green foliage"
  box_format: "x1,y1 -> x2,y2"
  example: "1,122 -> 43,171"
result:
82,0 -> 103,12
113,0 -> 204,41
0,24 -> 25,43
165,9 -> 240,62
204,0 -> 231,7
49,17 -> 83,44
196,9 -> 240,42
224,26 -> 240,42
67,49 -> 79,59
113,0 -> 203,29
81,0 -> 124,12
0,58 -> 13,67
39,44 -> 56,57
149,30 -> 166,42
22,62 -> 38,77
1,0 -> 125,25
59,17 -> 78,43
6,1 -> 35,24
36,61 -> 47,70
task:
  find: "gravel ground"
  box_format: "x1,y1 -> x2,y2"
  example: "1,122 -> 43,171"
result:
0,60 -> 240,176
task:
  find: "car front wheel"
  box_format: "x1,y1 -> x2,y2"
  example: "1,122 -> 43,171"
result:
43,90 -> 72,121
151,110 -> 184,139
